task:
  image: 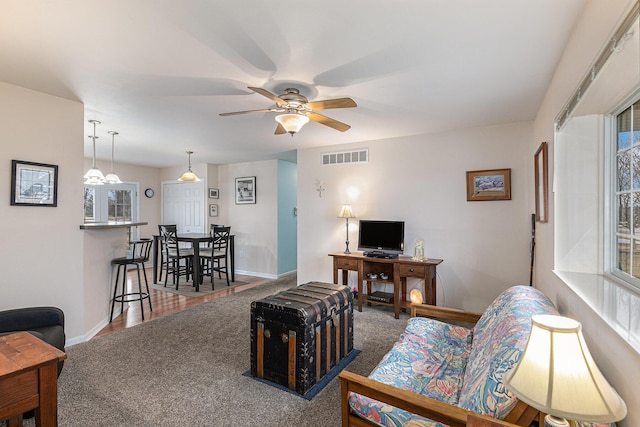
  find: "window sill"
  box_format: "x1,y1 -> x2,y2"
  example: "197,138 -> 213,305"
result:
553,270 -> 640,353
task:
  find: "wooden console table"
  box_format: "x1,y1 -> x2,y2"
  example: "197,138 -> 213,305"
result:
0,332 -> 67,427
330,252 -> 443,319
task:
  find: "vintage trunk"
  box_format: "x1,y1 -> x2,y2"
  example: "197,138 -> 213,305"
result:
250,281 -> 354,395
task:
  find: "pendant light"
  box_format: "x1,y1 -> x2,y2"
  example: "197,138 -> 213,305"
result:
178,150 -> 201,182
275,113 -> 309,136
104,131 -> 123,184
84,119 -> 106,185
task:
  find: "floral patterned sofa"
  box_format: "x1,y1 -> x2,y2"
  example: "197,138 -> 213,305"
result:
339,285 -> 558,427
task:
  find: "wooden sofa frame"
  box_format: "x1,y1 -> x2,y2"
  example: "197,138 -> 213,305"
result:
339,303 -> 541,427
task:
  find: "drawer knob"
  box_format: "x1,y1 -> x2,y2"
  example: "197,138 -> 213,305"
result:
409,268 -> 414,272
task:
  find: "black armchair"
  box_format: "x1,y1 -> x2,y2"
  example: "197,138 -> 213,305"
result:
0,306 -> 66,375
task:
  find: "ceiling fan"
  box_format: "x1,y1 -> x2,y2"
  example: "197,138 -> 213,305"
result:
219,87 -> 357,136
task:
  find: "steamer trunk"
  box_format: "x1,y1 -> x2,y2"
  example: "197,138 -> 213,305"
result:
250,281 -> 354,395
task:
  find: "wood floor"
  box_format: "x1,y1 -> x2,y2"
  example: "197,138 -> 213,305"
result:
96,267 -> 271,338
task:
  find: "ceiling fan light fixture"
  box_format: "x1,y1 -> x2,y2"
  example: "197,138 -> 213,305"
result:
178,150 -> 201,182
275,113 -> 309,135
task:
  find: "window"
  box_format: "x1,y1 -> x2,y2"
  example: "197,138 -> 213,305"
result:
613,100 -> 640,286
83,183 -> 139,239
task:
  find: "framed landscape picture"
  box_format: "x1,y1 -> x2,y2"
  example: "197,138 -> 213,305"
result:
11,160 -> 58,207
209,188 -> 219,199
235,176 -> 256,204
466,168 -> 511,201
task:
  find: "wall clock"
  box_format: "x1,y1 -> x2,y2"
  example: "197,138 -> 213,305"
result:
144,188 -> 155,198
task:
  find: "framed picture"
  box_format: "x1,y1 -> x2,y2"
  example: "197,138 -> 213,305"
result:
235,176 -> 256,204
209,188 -> 219,199
11,160 -> 58,207
534,142 -> 549,223
466,168 -> 511,201
209,204 -> 218,217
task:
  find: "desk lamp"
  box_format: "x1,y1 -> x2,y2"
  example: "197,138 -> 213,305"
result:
504,315 -> 627,427
338,204 -> 356,254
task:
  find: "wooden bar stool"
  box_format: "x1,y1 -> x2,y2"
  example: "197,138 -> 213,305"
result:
110,239 -> 153,323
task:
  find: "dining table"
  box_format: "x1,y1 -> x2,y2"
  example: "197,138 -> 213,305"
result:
152,232 -> 235,292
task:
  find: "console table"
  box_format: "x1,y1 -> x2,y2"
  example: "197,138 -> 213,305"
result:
329,252 -> 443,319
0,331 -> 67,427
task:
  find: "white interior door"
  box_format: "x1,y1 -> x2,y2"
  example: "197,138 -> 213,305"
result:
161,181 -> 205,233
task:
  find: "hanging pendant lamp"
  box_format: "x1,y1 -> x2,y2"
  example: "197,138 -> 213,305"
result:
84,119 -> 106,185
104,131 -> 123,184
178,150 -> 201,182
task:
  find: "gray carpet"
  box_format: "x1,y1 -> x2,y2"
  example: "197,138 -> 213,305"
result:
148,277 -> 251,297
45,276 -> 410,426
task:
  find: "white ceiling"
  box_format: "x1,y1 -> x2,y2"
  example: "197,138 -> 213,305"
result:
0,0 -> 586,168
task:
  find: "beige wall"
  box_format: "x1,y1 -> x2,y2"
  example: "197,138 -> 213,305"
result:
532,0 -> 639,425
297,120 -> 533,312
219,160 -> 279,278
0,82 -> 86,339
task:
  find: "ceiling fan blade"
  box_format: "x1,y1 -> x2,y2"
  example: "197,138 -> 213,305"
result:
308,113 -> 351,132
306,98 -> 357,111
219,109 -> 273,116
248,87 -> 287,105
275,123 -> 287,135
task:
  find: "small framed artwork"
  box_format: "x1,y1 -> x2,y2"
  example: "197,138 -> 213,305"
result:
534,142 -> 548,223
466,168 -> 511,201
209,188 -> 219,199
11,160 -> 58,207
209,204 -> 218,217
235,176 -> 256,204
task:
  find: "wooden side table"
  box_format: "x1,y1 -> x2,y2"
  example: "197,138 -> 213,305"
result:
0,331 -> 67,427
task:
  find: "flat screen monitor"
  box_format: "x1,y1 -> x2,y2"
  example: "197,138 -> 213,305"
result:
357,220 -> 405,255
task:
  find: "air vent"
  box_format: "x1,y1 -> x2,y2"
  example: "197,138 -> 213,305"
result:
322,149 -> 368,166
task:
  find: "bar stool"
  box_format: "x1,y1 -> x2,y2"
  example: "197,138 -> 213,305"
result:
110,239 -> 154,323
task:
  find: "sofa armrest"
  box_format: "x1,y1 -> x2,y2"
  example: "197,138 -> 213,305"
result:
0,307 -> 65,334
410,303 -> 483,324
339,371 -> 539,427
340,370 -> 473,427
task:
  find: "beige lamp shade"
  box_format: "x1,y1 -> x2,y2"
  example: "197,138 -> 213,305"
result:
338,204 -> 356,218
504,315 -> 627,423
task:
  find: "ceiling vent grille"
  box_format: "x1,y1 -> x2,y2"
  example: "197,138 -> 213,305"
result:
322,149 -> 368,166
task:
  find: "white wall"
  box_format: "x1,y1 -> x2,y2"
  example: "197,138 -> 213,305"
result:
532,0 -> 640,425
219,159 -> 279,278
298,121 -> 533,311
0,82 -> 86,339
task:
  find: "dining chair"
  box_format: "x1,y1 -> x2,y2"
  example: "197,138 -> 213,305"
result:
157,224 -> 177,283
110,238 -> 154,322
200,226 -> 231,288
160,225 -> 194,289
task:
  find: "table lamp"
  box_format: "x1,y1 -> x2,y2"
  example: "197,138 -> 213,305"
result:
504,315 -> 627,427
337,204 -> 356,254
